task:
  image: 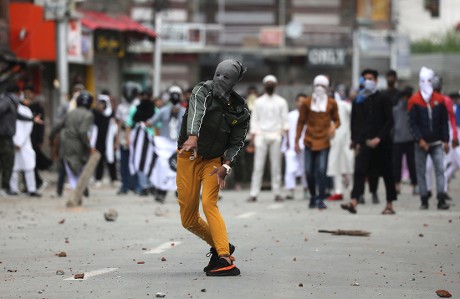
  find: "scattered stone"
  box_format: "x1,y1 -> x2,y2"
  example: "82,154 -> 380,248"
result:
137,261 -> 145,264
104,209 -> 118,222
201,289 -> 206,292
304,236 -> 308,242
58,219 -> 65,224
56,270 -> 65,275
155,292 -> 166,298
448,220 -> 452,223
298,283 -> 304,287
38,290 -> 44,294
418,234 -> 424,237
351,282 -> 360,286
293,257 -> 297,261
436,290 -> 452,298
56,251 -> 67,257
7,269 -> 17,272
161,257 -> 167,262
171,243 -> 175,246
142,248 -> 148,251
423,223 -> 428,227
74,273 -> 85,279
65,238 -> 69,244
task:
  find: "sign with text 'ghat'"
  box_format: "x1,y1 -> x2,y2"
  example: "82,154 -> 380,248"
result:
307,47 -> 347,68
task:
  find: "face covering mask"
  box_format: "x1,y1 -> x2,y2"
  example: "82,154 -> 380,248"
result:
419,80 -> 433,102
363,79 -> 377,92
313,86 -> 327,98
265,85 -> 275,95
212,60 -> 242,101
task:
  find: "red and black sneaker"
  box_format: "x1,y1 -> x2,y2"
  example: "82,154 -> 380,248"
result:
206,257 -> 240,276
203,243 -> 235,272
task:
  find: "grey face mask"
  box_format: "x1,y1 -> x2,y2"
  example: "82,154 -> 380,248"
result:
212,59 -> 245,101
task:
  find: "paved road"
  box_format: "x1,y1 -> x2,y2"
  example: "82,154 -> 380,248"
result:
1,173 -> 459,299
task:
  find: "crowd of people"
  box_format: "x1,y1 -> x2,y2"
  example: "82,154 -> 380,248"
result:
0,65 -> 459,214
1,60 -> 460,276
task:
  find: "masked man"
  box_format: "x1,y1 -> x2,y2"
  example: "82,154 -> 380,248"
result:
408,67 -> 450,210
177,59 -> 250,276
341,69 -> 397,215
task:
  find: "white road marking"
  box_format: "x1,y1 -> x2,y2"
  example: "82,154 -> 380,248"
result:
236,212 -> 256,219
64,267 -> 118,281
144,241 -> 182,254
267,204 -> 284,210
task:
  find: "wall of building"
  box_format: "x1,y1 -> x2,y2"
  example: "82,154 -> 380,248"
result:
396,0 -> 460,41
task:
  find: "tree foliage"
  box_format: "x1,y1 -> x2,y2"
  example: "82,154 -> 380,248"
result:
411,29 -> 460,53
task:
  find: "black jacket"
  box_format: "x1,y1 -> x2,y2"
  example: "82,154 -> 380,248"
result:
351,91 -> 394,145
178,80 -> 250,164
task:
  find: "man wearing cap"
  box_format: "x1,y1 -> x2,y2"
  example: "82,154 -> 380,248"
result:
247,75 -> 289,203
295,75 -> 340,209
408,67 -> 450,210
177,59 -> 250,276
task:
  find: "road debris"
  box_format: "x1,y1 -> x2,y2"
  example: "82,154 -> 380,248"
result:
161,257 -> 167,262
104,209 -> 118,222
436,290 -> 452,298
56,251 -> 67,257
155,292 -> 166,298
56,270 -> 65,275
137,261 -> 145,264
58,219 -> 65,224
318,229 -> 370,237
74,273 -> 85,279
201,289 -> 206,292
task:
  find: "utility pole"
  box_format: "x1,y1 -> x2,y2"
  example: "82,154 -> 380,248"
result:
153,10 -> 162,97
153,0 -> 168,97
56,16 -> 69,106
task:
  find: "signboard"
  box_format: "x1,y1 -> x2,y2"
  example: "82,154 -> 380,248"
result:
260,26 -> 284,47
94,31 -> 124,57
307,47 -> 347,68
67,21 -> 93,64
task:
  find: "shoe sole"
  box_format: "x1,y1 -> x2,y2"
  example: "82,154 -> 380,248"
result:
206,266 -> 240,276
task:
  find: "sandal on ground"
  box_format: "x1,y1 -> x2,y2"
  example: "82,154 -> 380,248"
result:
340,202 -> 357,214
381,207 -> 396,215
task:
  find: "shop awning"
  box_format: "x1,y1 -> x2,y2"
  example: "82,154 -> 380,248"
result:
80,10 -> 156,39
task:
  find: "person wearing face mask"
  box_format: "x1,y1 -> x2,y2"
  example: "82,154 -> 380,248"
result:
295,75 -> 340,209
176,59 -> 250,276
408,67 -> 450,210
246,75 -> 289,203
145,85 -> 186,203
341,69 -> 397,215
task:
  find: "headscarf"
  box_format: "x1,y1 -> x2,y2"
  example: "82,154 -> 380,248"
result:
419,66 -> 434,103
212,59 -> 245,102
311,75 -> 329,112
98,94 -> 112,117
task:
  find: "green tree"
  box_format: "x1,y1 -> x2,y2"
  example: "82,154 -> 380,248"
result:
411,29 -> 460,53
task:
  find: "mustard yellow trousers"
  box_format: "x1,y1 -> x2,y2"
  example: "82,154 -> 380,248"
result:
176,150 -> 230,256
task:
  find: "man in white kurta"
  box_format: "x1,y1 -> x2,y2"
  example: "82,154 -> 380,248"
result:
10,104 -> 39,196
326,90 -> 354,200
282,94 -> 308,199
247,75 -> 289,202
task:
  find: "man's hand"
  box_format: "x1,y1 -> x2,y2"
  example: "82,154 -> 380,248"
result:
418,139 -> 429,151
452,139 -> 459,148
328,126 -> 336,139
89,147 -> 97,155
210,166 -> 227,189
15,145 -> 20,151
366,137 -> 381,148
443,142 -> 450,154
294,143 -> 300,154
34,114 -> 44,125
179,135 -> 198,159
